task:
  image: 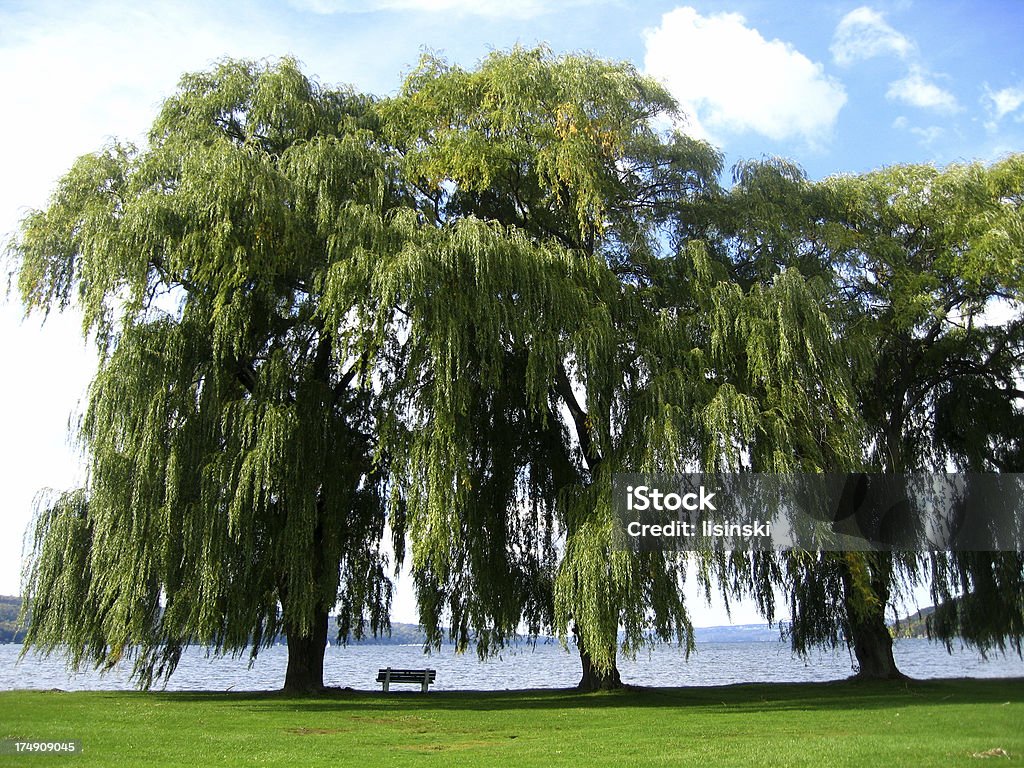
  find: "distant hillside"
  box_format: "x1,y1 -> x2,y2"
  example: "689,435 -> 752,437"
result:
893,605 -> 936,639
693,623 -> 780,643
349,622 -> 784,646
345,624 -> 559,646
0,595 -> 26,644
0,600 -> 446,648
0,598 -> 796,647
345,622 -> 430,645
0,597 -> 435,647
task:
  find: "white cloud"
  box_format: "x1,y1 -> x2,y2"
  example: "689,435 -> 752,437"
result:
831,6 -> 914,66
831,7 -> 963,117
984,84 -> 1024,121
643,7 -> 846,146
288,0 -> 577,18
886,67 -> 959,112
893,113 -> 944,147
910,125 -> 943,145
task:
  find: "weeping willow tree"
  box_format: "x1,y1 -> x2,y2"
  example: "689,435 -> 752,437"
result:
665,156 -> 893,675
735,156 -> 1024,678
344,46 -> 863,689
10,58 -> 402,692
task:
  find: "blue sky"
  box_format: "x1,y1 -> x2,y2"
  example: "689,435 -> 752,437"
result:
1,0 -> 1021,622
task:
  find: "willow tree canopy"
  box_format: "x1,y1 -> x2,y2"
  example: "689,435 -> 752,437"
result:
742,157 -> 1024,677
13,58 -> 403,691
14,51 -> 1019,694
353,47 -> 864,689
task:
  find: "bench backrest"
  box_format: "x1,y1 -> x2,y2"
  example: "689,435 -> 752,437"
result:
376,668 -> 436,682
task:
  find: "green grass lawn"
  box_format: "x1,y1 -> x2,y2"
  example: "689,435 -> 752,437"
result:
1,679 -> 1021,767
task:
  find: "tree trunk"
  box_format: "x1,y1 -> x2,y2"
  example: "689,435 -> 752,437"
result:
574,624 -> 622,691
847,608 -> 904,680
280,511 -> 338,694
841,554 -> 905,680
282,607 -> 330,693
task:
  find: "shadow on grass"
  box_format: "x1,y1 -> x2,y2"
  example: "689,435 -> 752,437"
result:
140,677 -> 1024,716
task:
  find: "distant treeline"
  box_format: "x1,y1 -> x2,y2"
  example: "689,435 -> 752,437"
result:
0,595 -> 26,644
0,595 -> 435,647
0,593 -> 934,646
345,622 -> 430,646
893,606 -> 935,640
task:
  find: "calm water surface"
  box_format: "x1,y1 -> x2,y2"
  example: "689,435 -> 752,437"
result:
2,639 -> 1022,692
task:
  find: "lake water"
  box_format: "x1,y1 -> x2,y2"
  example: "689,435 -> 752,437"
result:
2,639 -> 1023,692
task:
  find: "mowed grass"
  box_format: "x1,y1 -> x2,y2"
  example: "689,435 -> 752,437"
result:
1,678 -> 1022,767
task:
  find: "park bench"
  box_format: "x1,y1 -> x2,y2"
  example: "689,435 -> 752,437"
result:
376,667 -> 436,692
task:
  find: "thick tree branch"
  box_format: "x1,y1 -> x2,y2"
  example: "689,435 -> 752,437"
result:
231,356 -> 258,395
333,350 -> 370,405
553,362 -> 601,472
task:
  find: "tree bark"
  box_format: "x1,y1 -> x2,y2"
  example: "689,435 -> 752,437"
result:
282,607 -> 330,693
574,624 -> 622,691
841,555 -> 906,680
280,508 -> 338,694
847,608 -> 904,680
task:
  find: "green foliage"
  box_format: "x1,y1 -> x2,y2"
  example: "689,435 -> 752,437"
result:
9,49 -> 1023,690
928,551 -> 1024,657
0,596 -> 25,644
367,47 -> 866,682
767,158 -> 1024,664
11,58 -> 399,688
